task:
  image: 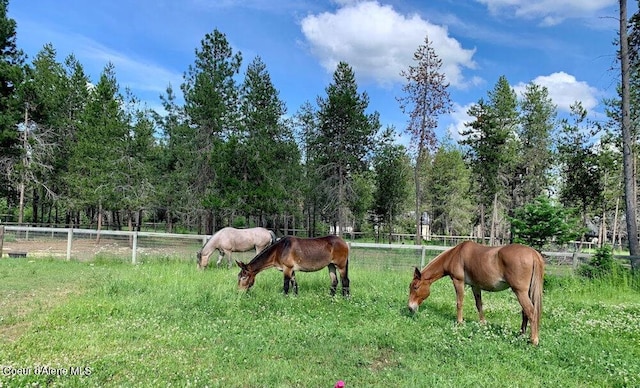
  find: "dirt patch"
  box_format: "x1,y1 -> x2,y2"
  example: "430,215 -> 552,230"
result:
0,286 -> 80,343
2,237 -> 198,261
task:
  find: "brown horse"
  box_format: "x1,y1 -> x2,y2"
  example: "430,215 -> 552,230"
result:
197,227 -> 276,269
236,235 -> 350,296
408,241 -> 544,345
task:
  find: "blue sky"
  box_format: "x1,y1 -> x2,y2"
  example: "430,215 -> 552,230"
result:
9,0 -> 633,143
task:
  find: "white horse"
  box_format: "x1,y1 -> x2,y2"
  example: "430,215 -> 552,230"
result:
197,227 -> 276,269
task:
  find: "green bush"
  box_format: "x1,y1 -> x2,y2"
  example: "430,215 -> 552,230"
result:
577,244 -> 624,279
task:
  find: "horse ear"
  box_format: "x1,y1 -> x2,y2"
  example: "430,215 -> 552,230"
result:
236,260 -> 245,269
413,267 -> 422,280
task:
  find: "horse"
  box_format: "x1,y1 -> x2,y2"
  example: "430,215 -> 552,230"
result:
407,240 -> 544,345
236,235 -> 350,296
197,227 -> 276,269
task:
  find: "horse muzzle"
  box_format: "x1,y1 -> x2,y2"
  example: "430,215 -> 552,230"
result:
408,302 -> 419,314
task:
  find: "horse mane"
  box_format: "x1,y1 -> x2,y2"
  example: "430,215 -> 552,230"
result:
246,236 -> 290,270
423,243 -> 458,270
419,242 -> 469,280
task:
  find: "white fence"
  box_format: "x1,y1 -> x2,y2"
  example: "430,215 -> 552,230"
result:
0,225 -> 602,271
0,225 -> 207,264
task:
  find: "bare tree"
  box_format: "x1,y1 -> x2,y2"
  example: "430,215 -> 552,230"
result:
397,35 -> 452,244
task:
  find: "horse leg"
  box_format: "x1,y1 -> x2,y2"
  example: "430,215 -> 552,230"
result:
339,264 -> 350,297
520,311 -> 529,334
291,272 -> 298,295
216,251 -> 225,267
452,278 -> 465,323
283,267 -> 294,295
472,286 -> 486,324
226,251 -> 233,269
327,264 -> 338,296
512,289 -> 538,345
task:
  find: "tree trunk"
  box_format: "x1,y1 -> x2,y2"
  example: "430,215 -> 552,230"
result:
490,192 -> 498,246
479,203 -> 486,244
414,152 -> 422,245
612,197 -> 620,251
620,0 -> 640,256
96,202 -> 103,243
0,225 -> 5,259
128,210 -> 133,248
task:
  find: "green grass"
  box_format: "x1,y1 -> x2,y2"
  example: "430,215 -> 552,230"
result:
1,256 -> 639,387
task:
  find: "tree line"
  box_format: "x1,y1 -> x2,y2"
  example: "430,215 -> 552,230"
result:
0,0 -> 638,251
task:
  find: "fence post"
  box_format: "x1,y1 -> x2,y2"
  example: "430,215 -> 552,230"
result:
420,245 -> 426,268
132,231 -> 138,264
0,225 -> 4,259
66,228 -> 73,261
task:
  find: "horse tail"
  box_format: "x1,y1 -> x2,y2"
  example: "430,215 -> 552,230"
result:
269,230 -> 277,245
344,245 -> 350,276
529,251 -> 544,323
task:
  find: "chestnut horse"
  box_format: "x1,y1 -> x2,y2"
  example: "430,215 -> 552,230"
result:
236,235 -> 350,296
197,227 -> 276,269
408,241 -> 544,345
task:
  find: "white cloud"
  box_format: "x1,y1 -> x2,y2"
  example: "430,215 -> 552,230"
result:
446,103 -> 475,141
300,1 -> 476,87
514,72 -> 599,113
475,0 -> 616,26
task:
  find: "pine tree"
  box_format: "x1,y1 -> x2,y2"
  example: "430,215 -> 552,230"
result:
181,29 -> 242,233
461,76 -> 519,244
314,61 -> 380,235
515,83 -> 556,206
426,142 -> 473,236
372,131 -> 412,242
557,102 -> 603,231
239,56 -> 300,227
66,63 -> 127,235
0,0 -> 25,207
155,84 -> 191,232
397,35 -> 452,243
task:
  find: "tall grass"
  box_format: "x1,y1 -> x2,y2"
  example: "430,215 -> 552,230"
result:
1,257 -> 639,387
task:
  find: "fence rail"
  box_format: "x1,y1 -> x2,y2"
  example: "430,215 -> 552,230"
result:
1,225 -> 637,270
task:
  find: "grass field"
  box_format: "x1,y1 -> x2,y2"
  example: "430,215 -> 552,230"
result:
1,254 -> 639,387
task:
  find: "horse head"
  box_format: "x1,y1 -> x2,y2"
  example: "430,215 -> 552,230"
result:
196,250 -> 210,270
408,267 -> 432,313
236,260 -> 256,290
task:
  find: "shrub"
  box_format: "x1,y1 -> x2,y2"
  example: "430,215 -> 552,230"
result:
577,244 -> 624,279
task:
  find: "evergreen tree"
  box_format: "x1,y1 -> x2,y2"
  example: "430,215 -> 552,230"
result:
21,44 -> 71,224
59,54 -> 90,226
426,142 -> 473,236
515,82 -> 556,206
294,101 -> 322,236
120,90 -> 157,231
397,35 -> 452,243
314,61 -> 380,235
372,131 -> 412,242
557,102 -> 604,231
0,0 -> 25,207
181,29 -> 242,233
461,76 -> 518,244
239,56 -> 301,227
155,84 -> 191,232
511,196 -> 582,251
66,63 -> 127,234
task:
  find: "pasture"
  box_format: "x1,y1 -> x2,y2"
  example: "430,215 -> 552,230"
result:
1,251 -> 639,387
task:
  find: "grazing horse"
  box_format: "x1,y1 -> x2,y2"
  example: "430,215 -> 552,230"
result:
236,235 -> 350,296
408,241 -> 544,345
197,227 -> 276,269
